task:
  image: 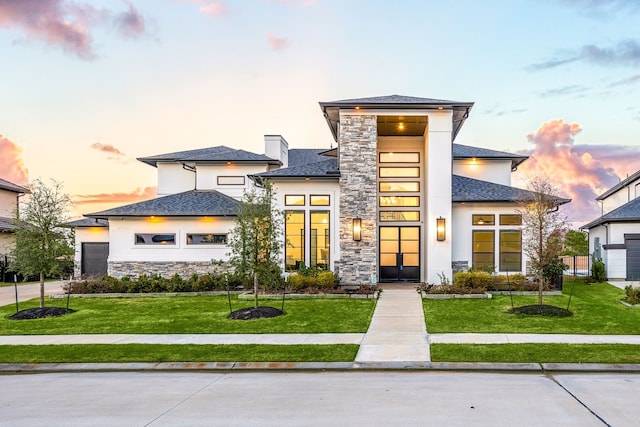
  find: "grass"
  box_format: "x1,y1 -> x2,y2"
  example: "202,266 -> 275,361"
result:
431,343 -> 640,364
424,280 -> 640,334
0,295 -> 376,335
0,344 -> 358,363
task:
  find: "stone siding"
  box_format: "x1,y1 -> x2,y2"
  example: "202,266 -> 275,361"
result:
108,261 -> 231,279
338,114 -> 378,285
452,261 -> 469,274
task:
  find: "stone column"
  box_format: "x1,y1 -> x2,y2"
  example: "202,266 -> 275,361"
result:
338,113 -> 378,285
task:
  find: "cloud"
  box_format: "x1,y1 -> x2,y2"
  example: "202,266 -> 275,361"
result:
268,0 -> 317,6
608,74 -> 640,87
90,142 -> 128,163
73,186 -> 156,205
268,33 -> 288,51
558,0 -> 640,17
0,133 -> 29,185
178,0 -> 228,18
539,85 -> 588,97
0,0 -> 146,59
512,119 -> 640,222
528,39 -> 640,71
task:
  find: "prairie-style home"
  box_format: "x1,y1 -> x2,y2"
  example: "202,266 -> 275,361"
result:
73,95 -> 554,285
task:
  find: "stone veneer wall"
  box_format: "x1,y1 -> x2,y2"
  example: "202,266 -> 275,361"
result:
338,114 -> 378,285
108,261 -> 230,279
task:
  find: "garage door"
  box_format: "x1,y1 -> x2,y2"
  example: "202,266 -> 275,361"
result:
627,238 -> 640,281
81,242 -> 109,278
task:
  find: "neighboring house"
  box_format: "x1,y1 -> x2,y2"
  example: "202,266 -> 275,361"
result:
581,170 -> 640,280
0,177 -> 29,258
74,95 -> 565,284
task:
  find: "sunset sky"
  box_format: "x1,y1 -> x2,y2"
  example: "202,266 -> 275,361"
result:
1,0 -> 639,224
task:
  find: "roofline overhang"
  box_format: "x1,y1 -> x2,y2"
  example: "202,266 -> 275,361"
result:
137,159 -> 282,168
581,216 -> 640,230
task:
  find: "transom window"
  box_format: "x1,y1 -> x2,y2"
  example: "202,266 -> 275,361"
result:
379,152 -> 420,163
285,195 -> 305,206
379,211 -> 420,222
135,233 -> 175,245
310,195 -> 330,206
379,196 -> 420,207
472,214 -> 495,225
187,234 -> 227,245
379,167 -> 420,178
500,214 -> 522,225
379,182 -> 420,192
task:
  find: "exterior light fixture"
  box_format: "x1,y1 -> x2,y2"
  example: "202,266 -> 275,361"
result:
353,218 -> 362,241
436,217 -> 446,241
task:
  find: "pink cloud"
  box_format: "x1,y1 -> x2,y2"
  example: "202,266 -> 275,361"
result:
178,0 -> 228,17
73,186 -> 156,205
0,0 -> 145,59
269,0 -> 317,6
268,33 -> 288,51
513,119 -> 640,223
0,133 -> 29,185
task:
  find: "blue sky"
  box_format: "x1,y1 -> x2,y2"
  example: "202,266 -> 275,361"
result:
1,0 -> 639,222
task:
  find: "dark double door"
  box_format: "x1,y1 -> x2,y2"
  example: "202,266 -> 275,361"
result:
379,226 -> 420,282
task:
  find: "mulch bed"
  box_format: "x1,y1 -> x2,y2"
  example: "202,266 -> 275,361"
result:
9,307 -> 75,320
228,306 -> 284,320
509,304 -> 572,317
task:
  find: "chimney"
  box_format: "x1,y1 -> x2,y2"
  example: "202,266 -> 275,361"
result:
264,135 -> 289,168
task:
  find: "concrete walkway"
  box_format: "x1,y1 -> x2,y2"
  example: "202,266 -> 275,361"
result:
355,288 -> 430,363
0,280 -> 66,307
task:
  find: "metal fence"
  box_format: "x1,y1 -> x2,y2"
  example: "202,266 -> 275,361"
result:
560,255 -> 590,278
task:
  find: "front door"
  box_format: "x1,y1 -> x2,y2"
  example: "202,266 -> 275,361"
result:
379,226 -> 420,282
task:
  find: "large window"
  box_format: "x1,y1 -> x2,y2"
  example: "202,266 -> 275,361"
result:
500,230 -> 522,272
285,211 -> 305,271
310,211 -> 329,270
472,231 -> 494,270
187,234 -> 227,245
135,233 -> 176,245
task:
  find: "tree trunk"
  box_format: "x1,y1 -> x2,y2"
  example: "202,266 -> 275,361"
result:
39,272 -> 45,309
538,275 -> 543,305
253,272 -> 259,308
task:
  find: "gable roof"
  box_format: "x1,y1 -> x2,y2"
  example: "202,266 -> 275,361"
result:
255,158 -> 339,179
287,149 -> 330,167
581,196 -> 640,230
452,175 -> 571,204
0,178 -> 29,194
85,190 -> 240,218
453,144 -> 528,170
319,94 -> 474,142
67,218 -> 109,228
596,169 -> 640,201
137,145 -> 281,167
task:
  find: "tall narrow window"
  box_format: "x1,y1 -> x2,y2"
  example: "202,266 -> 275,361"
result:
472,230 -> 495,270
500,230 -> 522,272
310,211 -> 330,270
285,211 -> 305,271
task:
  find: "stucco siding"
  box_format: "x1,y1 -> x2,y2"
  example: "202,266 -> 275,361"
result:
453,159 -> 513,186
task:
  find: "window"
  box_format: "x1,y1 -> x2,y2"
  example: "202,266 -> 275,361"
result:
310,211 -> 329,269
500,214 -> 522,226
472,214 -> 495,225
285,211 -> 305,271
379,167 -> 420,178
472,231 -> 494,270
135,233 -> 176,245
187,234 -> 227,245
217,176 -> 245,185
500,230 -> 522,272
379,182 -> 420,192
285,195 -> 305,206
379,152 -> 419,163
379,211 -> 420,222
310,195 -> 330,206
379,196 -> 419,207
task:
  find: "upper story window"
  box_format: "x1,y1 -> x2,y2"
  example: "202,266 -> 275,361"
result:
379,152 -> 420,163
285,195 -> 305,206
186,234 -> 227,245
500,214 -> 522,226
135,233 -> 176,245
379,182 -> 420,192
379,167 -> 420,178
472,214 -> 495,225
310,195 -> 330,206
217,176 -> 245,185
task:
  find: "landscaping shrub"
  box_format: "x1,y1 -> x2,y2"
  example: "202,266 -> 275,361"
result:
453,271 -> 492,289
624,285 -> 640,305
591,257 -> 606,282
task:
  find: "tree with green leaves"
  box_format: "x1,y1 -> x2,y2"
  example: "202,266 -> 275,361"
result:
10,179 -> 74,308
518,177 -> 569,305
227,179 -> 282,307
563,229 -> 588,256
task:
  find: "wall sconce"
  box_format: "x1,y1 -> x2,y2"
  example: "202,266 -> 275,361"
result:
436,217 -> 446,241
353,218 -> 362,241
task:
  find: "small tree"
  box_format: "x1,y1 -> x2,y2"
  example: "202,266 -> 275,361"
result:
518,177 -> 569,304
227,179 -> 282,307
10,179 -> 74,308
563,230 -> 588,256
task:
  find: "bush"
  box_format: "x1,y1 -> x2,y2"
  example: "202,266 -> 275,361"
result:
591,257 -> 606,282
453,271 -> 492,289
624,285 -> 640,305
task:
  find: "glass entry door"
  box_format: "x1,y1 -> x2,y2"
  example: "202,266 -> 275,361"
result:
379,226 -> 420,282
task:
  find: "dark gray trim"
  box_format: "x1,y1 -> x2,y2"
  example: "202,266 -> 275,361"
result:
624,234 -> 640,240
603,244 -> 626,250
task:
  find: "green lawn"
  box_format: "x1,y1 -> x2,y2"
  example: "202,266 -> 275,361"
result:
424,280 -> 640,334
431,343 -> 640,364
1,295 -> 376,334
0,344 -> 358,363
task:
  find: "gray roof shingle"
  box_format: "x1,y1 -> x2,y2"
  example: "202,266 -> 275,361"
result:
453,143 -> 528,170
0,178 -> 28,193
287,149 -> 330,167
581,196 -> 640,229
320,94 -> 468,106
137,146 -> 280,167
596,170 -> 640,201
86,190 -> 240,218
256,158 -> 339,178
452,175 -> 570,204
68,218 -> 109,228
0,216 -> 15,232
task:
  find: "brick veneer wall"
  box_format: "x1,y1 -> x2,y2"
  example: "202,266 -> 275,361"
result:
338,114 -> 378,285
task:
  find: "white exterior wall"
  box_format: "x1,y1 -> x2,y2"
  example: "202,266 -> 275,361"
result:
425,110 -> 453,283
272,180 -> 339,272
195,164 -> 268,199
453,159 -> 513,186
0,189 -> 18,217
157,163 -> 196,195
601,178 -> 640,214
106,217 -> 234,263
452,203 -> 527,274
